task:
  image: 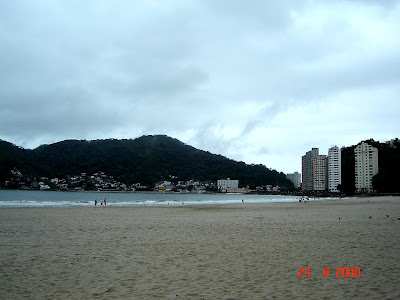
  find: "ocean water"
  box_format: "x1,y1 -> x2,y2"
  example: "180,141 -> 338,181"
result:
0,190 -> 306,207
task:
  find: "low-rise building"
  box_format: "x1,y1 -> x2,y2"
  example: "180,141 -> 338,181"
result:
217,178 -> 239,192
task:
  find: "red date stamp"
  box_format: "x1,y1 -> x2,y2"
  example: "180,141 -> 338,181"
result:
299,267 -> 360,277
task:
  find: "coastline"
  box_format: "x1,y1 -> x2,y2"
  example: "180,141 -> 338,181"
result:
1,196 -> 399,299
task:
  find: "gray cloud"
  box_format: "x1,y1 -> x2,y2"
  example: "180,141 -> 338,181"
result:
1,0 -> 399,172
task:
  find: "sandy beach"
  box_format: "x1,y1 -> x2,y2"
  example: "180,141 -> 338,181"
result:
1,196 -> 399,299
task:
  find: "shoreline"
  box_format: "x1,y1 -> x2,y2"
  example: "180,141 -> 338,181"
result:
5,187 -> 400,197
1,193 -> 396,209
0,195 -> 396,210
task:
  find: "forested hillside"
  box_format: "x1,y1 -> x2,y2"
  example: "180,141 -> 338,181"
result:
0,135 -> 293,189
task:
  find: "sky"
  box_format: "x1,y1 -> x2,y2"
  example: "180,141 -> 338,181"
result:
1,0 -> 399,174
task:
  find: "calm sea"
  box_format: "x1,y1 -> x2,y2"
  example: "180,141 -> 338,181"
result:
0,190 -> 305,207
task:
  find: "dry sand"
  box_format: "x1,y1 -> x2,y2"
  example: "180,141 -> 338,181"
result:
1,196 -> 400,299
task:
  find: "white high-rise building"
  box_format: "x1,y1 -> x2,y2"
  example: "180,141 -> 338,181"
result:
354,142 -> 378,193
328,146 -> 342,193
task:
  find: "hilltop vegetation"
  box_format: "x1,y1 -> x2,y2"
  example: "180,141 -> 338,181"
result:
0,135 -> 293,190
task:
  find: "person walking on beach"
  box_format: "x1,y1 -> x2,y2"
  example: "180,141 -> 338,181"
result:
104,198 -> 107,206
95,199 -> 98,206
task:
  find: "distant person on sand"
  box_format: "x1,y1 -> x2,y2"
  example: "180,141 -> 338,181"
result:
104,198 -> 107,206
242,199 -> 244,204
100,199 -> 103,206
95,199 -> 98,206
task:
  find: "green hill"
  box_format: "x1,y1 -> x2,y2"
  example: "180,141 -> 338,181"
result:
0,140 -> 31,182
0,135 -> 293,189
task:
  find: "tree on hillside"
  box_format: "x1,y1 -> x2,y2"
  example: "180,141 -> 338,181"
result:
0,136 -> 294,189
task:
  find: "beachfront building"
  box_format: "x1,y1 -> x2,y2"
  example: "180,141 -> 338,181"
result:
301,148 -> 319,191
313,155 -> 328,191
354,142 -> 379,193
286,172 -> 301,188
217,178 -> 239,192
302,147 -> 330,192
328,146 -> 342,193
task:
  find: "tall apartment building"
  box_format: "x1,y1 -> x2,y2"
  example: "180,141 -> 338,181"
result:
354,142 -> 378,193
313,155 -> 328,191
286,172 -> 301,188
328,146 -> 342,192
301,148 -> 319,191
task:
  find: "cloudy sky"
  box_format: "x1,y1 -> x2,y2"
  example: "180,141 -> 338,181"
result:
1,1 -> 399,174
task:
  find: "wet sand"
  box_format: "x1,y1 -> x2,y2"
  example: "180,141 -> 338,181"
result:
1,197 -> 400,299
